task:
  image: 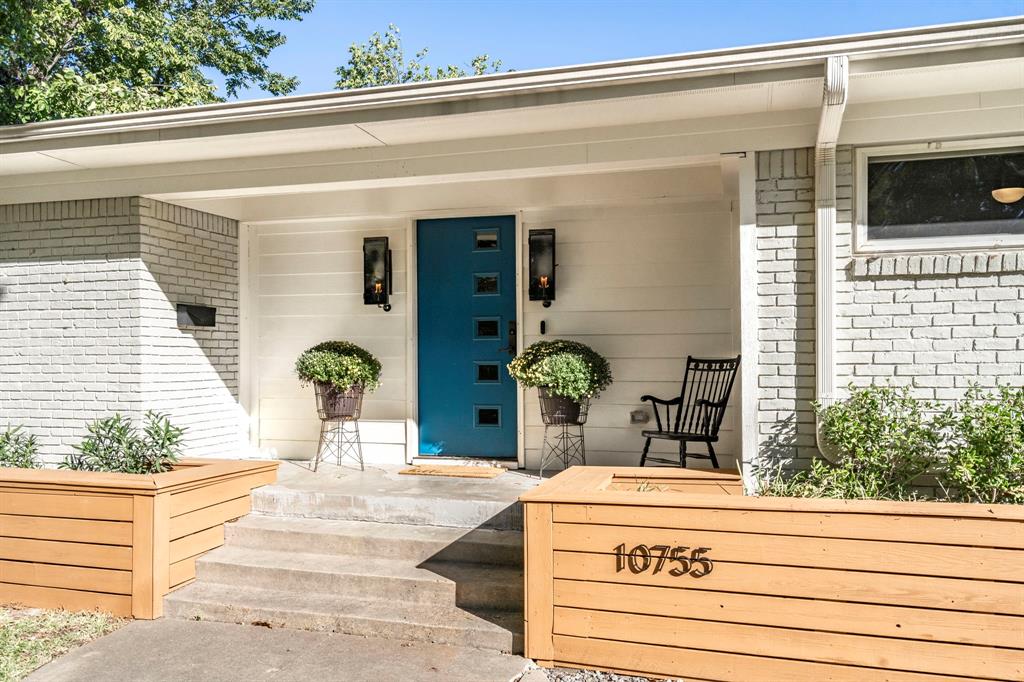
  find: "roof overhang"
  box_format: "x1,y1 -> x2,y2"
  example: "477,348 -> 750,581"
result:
0,16 -> 1020,202
0,16 -> 1019,150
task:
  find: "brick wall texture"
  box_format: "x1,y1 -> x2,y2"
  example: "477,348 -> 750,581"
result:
757,146 -> 1024,472
0,197 -> 240,465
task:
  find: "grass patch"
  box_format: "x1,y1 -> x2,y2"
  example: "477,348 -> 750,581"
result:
0,606 -> 125,681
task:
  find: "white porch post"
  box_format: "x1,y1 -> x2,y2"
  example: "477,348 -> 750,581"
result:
729,153 -> 759,492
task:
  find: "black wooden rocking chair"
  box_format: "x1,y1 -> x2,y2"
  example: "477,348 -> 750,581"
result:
639,355 -> 741,468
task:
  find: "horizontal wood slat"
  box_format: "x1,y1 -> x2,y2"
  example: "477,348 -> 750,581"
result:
0,514 -> 132,546
168,557 -> 196,590
168,526 -> 224,565
0,460 -> 276,619
0,559 -> 131,595
552,522 -> 1021,582
169,496 -> 250,541
0,537 -> 132,571
553,579 -> 1023,649
553,551 -> 1022,615
0,582 -> 132,617
549,635 -> 964,682
0,491 -> 132,521
170,477 -> 265,518
525,468 -> 1024,681
552,503 -> 1024,550
553,607 -> 1021,679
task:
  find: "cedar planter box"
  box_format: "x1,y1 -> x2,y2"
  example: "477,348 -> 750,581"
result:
521,467 -> 1024,681
0,459 -> 277,619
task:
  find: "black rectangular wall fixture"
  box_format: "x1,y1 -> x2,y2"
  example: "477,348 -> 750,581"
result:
363,236 -> 393,311
528,229 -> 556,307
176,303 -> 216,327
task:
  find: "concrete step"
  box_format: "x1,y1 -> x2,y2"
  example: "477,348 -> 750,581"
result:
195,546 -> 523,611
251,484 -> 524,530
164,582 -> 522,654
227,514 -> 523,566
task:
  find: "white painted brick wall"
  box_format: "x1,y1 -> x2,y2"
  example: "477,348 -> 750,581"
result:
0,197 -> 240,464
755,146 -> 1024,474
138,199 -> 243,457
755,149 -> 817,471
834,146 -> 1024,402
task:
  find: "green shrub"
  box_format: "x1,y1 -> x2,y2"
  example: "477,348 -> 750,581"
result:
507,340 -> 612,401
759,384 -> 942,501
62,412 -> 184,474
0,426 -> 40,469
939,385 -> 1024,504
295,340 -> 382,392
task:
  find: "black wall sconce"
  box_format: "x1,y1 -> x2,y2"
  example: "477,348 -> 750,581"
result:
528,229 -> 556,308
363,236 -> 393,312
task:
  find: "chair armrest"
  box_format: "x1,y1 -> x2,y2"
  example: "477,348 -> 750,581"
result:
641,395 -> 682,432
640,395 -> 683,406
693,398 -> 728,436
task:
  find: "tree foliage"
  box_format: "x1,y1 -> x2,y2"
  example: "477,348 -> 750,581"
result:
335,24 -> 502,90
0,0 -> 314,125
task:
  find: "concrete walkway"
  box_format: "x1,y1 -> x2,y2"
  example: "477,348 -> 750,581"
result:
28,619 -> 532,682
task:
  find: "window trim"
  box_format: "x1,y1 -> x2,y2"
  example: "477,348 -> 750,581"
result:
854,137 -> 1024,255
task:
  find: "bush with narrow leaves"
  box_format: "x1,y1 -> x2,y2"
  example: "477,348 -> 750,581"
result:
939,385 -> 1024,504
758,384 -> 942,501
62,412 -> 184,475
507,340 -> 612,401
0,426 -> 40,469
295,340 -> 381,392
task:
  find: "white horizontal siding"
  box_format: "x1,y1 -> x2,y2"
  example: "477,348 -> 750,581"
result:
520,198 -> 739,469
254,218 -> 408,462
250,167 -> 739,467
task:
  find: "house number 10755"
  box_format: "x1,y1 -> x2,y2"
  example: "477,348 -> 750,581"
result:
613,544 -> 714,578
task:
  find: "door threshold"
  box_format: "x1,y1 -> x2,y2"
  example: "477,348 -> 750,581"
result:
411,456 -> 520,469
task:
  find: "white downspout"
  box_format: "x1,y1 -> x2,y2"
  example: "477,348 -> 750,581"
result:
814,55 -> 848,456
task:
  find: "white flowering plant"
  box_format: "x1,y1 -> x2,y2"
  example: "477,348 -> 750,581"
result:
507,340 -> 612,401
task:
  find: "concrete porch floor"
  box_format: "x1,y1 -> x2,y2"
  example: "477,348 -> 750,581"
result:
252,461 -> 544,530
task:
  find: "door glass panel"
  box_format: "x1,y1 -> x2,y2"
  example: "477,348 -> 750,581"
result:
476,362 -> 500,383
474,230 -> 499,250
475,406 -> 501,427
474,273 -> 499,295
474,317 -> 500,339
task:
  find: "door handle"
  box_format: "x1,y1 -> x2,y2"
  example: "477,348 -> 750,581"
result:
504,320 -> 517,355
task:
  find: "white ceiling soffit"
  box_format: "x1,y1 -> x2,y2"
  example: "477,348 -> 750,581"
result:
2,125 -> 384,173
848,57 -> 1024,102
0,80 -> 820,175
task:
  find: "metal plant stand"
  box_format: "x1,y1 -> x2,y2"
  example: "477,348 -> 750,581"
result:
313,383 -> 365,471
538,389 -> 589,479
314,419 -> 364,471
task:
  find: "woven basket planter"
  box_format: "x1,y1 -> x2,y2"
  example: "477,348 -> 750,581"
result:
538,387 -> 589,426
314,383 -> 364,421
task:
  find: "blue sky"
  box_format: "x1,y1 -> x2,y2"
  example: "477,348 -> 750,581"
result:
230,0 -> 1023,99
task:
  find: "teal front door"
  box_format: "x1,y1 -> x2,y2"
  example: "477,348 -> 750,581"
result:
417,216 -> 517,458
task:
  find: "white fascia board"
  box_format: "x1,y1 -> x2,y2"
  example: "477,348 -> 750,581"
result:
0,16 -> 1019,151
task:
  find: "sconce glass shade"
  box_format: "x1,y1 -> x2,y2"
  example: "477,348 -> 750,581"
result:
363,236 -> 392,311
992,187 -> 1024,204
528,229 -> 556,306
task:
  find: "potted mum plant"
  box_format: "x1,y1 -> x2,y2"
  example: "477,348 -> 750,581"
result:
508,340 -> 612,424
295,341 -> 382,420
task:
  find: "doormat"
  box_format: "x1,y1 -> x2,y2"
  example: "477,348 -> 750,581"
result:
399,465 -> 505,479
